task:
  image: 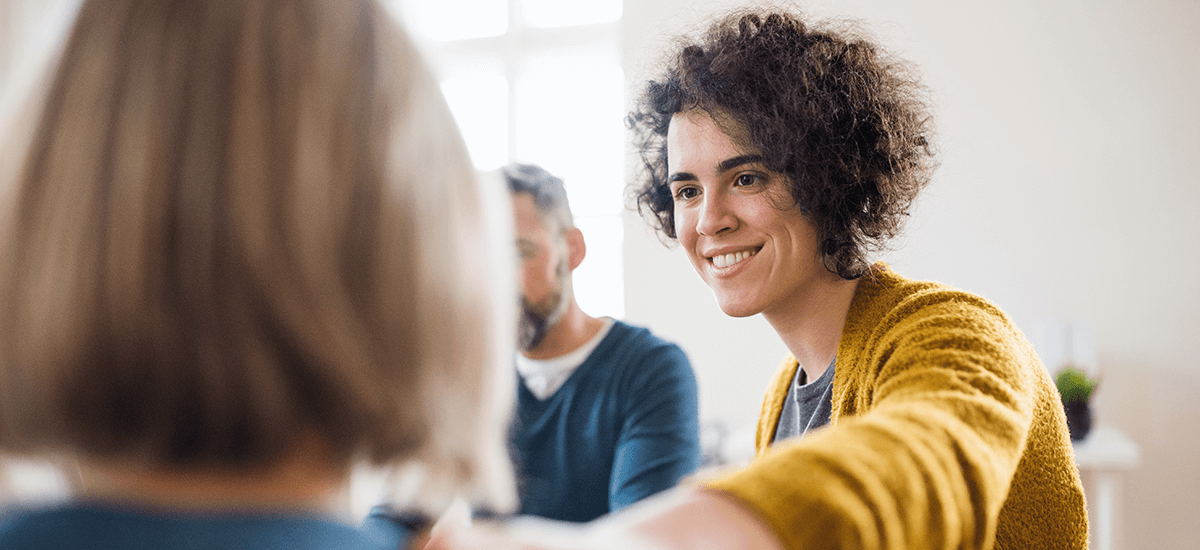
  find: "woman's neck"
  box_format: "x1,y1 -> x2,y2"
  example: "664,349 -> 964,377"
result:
76,436 -> 348,515
763,276 -> 859,382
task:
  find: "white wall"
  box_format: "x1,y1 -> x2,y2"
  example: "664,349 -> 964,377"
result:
622,1 -> 1200,548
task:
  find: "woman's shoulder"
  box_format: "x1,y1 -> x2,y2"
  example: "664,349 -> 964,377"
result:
0,504 -> 90,548
842,264 -> 1029,370
855,264 -> 1013,327
0,502 -> 405,550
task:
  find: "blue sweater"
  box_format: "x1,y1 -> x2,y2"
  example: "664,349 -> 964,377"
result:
0,502 -> 413,550
511,320 -> 700,522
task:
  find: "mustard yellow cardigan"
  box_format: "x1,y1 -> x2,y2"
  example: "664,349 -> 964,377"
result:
706,266 -> 1088,550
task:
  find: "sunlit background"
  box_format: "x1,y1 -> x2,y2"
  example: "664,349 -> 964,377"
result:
386,0 -> 626,319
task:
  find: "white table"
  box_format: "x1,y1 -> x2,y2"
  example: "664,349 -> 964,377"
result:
1073,425 -> 1140,550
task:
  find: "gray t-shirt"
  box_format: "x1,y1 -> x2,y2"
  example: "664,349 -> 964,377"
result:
773,360 -> 835,444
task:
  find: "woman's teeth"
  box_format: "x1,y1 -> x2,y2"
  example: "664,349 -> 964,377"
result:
712,249 -> 756,268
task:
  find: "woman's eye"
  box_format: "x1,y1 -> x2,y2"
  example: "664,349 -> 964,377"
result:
735,173 -> 760,187
673,186 -> 700,201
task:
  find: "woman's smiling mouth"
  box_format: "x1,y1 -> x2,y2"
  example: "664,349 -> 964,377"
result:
709,248 -> 761,268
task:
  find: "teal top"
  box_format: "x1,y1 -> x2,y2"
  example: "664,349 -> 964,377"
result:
0,502 -> 413,550
511,320 -> 700,522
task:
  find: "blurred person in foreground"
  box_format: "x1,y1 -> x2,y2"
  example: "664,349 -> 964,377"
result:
502,163 -> 699,522
0,0 -> 517,548
429,7 -> 1088,550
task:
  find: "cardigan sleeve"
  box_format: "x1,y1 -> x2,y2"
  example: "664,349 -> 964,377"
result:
705,293 -> 1042,550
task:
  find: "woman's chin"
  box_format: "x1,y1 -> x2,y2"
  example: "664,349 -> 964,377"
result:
713,296 -> 763,318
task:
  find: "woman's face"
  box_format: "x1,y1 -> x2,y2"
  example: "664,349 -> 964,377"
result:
666,110 -> 828,319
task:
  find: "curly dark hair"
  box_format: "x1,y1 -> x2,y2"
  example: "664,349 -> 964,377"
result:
627,9 -> 936,279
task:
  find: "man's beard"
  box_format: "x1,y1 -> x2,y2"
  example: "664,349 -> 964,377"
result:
518,276 -> 570,352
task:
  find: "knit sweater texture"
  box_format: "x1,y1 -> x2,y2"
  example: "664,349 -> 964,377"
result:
705,266 -> 1088,550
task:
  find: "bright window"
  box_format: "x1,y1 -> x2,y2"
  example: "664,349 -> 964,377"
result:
392,0 -> 625,320
440,75 -> 509,170
514,55 -> 624,218
521,0 -> 621,28
406,0 -> 506,40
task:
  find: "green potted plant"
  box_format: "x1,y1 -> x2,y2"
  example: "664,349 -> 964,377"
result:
1055,366 -> 1098,441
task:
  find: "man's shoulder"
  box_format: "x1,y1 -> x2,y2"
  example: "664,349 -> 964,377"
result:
590,320 -> 694,387
601,320 -> 687,357
581,322 -> 697,412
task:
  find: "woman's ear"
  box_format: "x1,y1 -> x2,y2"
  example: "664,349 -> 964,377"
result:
565,227 -> 586,271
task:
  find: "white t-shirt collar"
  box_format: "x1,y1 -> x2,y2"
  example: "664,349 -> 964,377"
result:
515,318 -> 616,400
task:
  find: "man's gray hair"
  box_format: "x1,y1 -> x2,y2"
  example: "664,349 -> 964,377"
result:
502,163 -> 574,231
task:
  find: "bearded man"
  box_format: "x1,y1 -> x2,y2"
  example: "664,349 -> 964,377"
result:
503,163 -> 700,522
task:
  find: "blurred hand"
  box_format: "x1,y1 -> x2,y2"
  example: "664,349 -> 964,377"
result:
423,515 -> 599,550
421,486 -> 782,550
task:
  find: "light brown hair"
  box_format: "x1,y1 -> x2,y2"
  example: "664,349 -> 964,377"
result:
0,0 -> 514,508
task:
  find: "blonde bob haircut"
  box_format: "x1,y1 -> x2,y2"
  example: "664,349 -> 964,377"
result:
0,0 -> 516,509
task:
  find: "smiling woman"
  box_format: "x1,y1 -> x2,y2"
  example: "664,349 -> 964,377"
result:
630,13 -> 934,281
620,9 -> 1087,550
665,109 -> 835,327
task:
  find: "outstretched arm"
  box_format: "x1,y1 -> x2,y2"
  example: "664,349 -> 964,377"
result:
424,486 -> 784,550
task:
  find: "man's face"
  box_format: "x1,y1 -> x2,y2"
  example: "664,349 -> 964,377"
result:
512,193 -> 569,351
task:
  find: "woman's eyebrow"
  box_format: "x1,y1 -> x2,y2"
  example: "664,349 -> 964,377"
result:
717,154 -> 765,174
669,154 -> 765,184
668,172 -> 697,183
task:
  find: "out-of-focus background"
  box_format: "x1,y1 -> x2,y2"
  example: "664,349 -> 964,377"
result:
3,1 -> 1197,548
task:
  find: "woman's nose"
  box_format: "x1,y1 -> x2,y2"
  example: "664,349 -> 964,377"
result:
696,192 -> 736,236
